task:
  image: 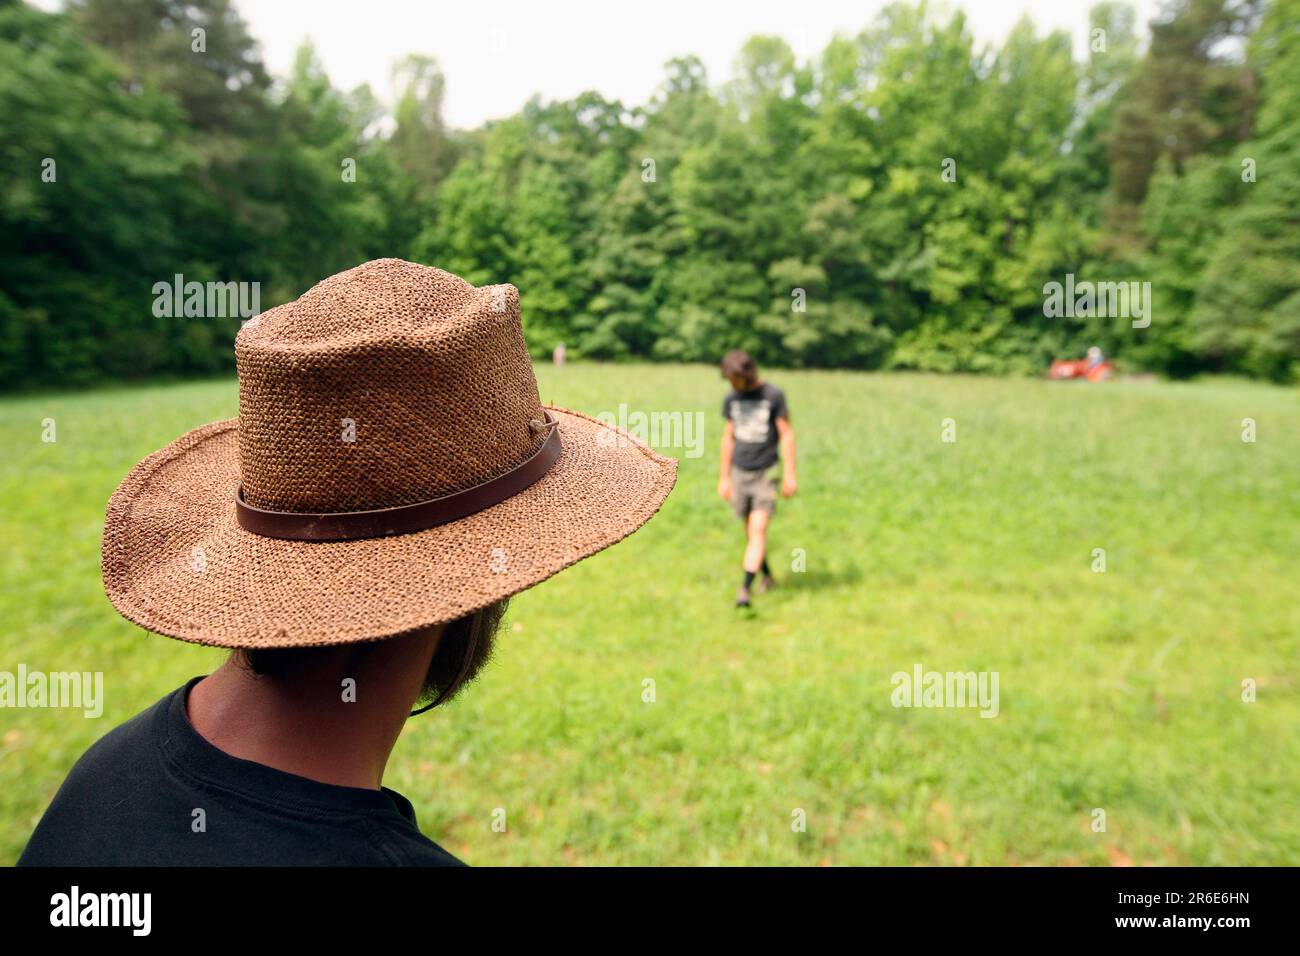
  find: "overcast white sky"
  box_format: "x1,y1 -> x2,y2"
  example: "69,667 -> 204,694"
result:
58,0 -> 1164,129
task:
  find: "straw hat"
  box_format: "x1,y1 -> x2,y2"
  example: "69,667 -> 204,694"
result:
101,259 -> 677,649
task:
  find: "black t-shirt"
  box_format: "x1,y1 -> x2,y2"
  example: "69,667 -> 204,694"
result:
17,676 -> 465,867
722,382 -> 789,472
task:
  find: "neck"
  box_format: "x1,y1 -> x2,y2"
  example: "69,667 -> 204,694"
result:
185,628 -> 440,790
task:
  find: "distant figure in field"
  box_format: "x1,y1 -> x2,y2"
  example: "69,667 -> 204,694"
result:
553,342 -> 566,366
1049,345 -> 1114,382
717,350 -> 796,608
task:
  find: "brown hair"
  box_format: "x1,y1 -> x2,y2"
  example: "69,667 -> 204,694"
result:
235,599 -> 509,709
720,350 -> 757,383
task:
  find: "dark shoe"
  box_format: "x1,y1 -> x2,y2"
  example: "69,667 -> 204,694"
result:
734,586 -> 751,608
757,574 -> 776,593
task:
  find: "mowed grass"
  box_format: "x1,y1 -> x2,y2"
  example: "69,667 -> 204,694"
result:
1,364 -> 1297,866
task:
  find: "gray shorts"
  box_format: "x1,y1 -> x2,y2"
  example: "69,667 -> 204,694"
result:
731,466 -> 777,520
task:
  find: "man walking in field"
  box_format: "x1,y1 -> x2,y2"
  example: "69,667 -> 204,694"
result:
717,350 -> 796,608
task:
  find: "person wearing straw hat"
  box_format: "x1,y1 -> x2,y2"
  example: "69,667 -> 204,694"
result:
18,259 -> 676,867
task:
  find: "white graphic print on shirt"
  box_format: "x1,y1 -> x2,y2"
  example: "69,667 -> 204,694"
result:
731,398 -> 772,445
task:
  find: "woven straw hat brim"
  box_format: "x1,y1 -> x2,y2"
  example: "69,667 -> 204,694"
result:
102,406 -> 677,649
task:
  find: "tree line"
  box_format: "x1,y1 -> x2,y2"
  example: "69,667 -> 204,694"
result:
1,0 -> 1296,390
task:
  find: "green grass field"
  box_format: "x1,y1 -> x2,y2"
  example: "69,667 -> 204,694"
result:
2,364 -> 1297,865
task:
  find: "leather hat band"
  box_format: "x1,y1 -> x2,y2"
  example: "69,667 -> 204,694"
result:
235,413 -> 563,542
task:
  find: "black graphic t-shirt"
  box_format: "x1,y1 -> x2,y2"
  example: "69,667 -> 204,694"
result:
722,382 -> 789,472
17,676 -> 465,867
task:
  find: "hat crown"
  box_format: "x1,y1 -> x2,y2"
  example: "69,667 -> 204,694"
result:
235,259 -> 545,513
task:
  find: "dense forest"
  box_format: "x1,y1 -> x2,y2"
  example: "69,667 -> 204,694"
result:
1,0 -> 1297,389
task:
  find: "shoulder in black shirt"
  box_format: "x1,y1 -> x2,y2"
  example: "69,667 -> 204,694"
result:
17,676 -> 465,867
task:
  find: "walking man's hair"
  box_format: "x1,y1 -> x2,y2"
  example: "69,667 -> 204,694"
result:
720,350 -> 757,382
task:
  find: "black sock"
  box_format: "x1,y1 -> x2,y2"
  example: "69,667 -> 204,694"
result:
743,570 -> 755,590
760,558 -> 770,577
